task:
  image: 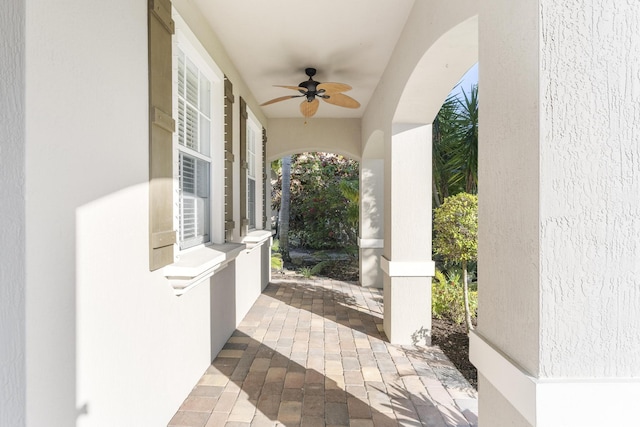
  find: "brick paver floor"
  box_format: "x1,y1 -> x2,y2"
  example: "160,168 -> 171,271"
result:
169,277 -> 478,427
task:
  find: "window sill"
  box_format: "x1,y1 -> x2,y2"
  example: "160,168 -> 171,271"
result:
242,230 -> 272,252
164,243 -> 245,296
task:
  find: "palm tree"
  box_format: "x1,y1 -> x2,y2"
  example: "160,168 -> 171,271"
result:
432,94 -> 460,207
448,85 -> 478,194
278,155 -> 292,261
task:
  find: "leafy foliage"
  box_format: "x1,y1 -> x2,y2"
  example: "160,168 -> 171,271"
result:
432,85 -> 478,206
433,192 -> 478,332
432,269 -> 478,325
272,153 -> 359,250
433,193 -> 478,264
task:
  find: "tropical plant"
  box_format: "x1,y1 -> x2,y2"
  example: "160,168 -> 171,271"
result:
432,93 -> 459,207
448,86 -> 478,194
299,266 -> 313,278
432,269 -> 478,324
339,179 -> 359,227
433,192 -> 478,332
273,152 -> 359,250
432,85 -> 479,205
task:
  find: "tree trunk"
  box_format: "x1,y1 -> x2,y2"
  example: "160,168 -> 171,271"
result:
278,155 -> 292,261
432,179 -> 441,208
462,260 -> 474,333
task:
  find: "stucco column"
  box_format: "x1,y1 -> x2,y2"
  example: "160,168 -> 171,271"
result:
473,1 -> 640,426
1,1 -> 26,424
359,158 -> 384,288
382,124 -> 434,345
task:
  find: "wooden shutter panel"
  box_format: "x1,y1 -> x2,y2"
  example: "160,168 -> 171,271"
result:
148,0 -> 176,270
239,97 -> 248,237
262,128 -> 268,229
224,76 -> 235,241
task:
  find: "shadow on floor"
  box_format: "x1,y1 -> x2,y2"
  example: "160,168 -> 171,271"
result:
169,280 -> 477,427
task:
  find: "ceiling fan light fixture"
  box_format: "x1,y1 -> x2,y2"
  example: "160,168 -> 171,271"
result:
260,67 -> 360,117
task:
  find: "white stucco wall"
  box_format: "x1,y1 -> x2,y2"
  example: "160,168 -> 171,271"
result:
22,1 -> 271,425
24,1 -> 209,424
538,0 -> 640,378
1,1 -> 26,425
477,0 -> 541,378
476,0 -> 640,424
362,0 -> 477,141
267,118 -> 361,161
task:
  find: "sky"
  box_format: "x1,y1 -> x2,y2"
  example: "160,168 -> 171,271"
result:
450,62 -> 478,99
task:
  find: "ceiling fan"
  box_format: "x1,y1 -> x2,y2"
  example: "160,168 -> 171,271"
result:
260,68 -> 360,118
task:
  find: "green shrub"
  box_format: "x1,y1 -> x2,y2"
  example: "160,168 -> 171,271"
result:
310,260 -> 331,276
432,269 -> 477,325
299,267 -> 313,278
271,253 -> 283,270
433,192 -> 478,331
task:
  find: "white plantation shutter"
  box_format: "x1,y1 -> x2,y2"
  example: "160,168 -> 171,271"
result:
176,46 -> 213,250
177,50 -> 211,156
247,125 -> 256,229
178,153 -> 210,249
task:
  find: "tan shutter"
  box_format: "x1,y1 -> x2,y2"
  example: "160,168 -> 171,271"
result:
262,127 -> 268,229
239,97 -> 248,237
224,76 -> 235,241
148,0 -> 176,270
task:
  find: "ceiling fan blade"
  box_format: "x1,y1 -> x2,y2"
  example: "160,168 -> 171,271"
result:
300,98 -> 319,117
260,95 -> 301,106
317,82 -> 352,94
274,85 -> 308,93
322,93 -> 360,109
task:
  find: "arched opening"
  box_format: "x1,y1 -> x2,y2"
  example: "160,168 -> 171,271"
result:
373,7 -> 478,377
270,151 -> 361,282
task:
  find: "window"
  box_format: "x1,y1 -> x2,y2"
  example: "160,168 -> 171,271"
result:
246,114 -> 262,231
173,30 -> 224,252
176,48 -> 212,249
247,123 -> 257,230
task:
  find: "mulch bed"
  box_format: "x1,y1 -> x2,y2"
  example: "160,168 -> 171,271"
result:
431,317 -> 477,389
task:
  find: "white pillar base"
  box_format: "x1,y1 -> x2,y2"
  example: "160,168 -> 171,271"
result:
470,331 -> 640,427
383,273 -> 432,345
359,238 -> 384,288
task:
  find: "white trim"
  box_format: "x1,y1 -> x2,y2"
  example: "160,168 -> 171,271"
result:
242,230 -> 272,252
470,331 -> 640,426
469,331 -> 537,423
358,238 -> 383,249
173,12 -> 226,247
164,243 -> 245,295
380,256 -> 435,277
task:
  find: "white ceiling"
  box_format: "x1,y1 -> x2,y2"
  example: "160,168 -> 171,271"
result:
192,0 -> 416,119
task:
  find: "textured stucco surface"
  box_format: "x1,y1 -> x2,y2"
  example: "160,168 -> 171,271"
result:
477,0 -> 541,376
538,0 -> 640,377
0,1 -> 26,425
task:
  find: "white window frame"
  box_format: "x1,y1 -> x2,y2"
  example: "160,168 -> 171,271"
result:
172,21 -> 225,255
246,110 -> 263,231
